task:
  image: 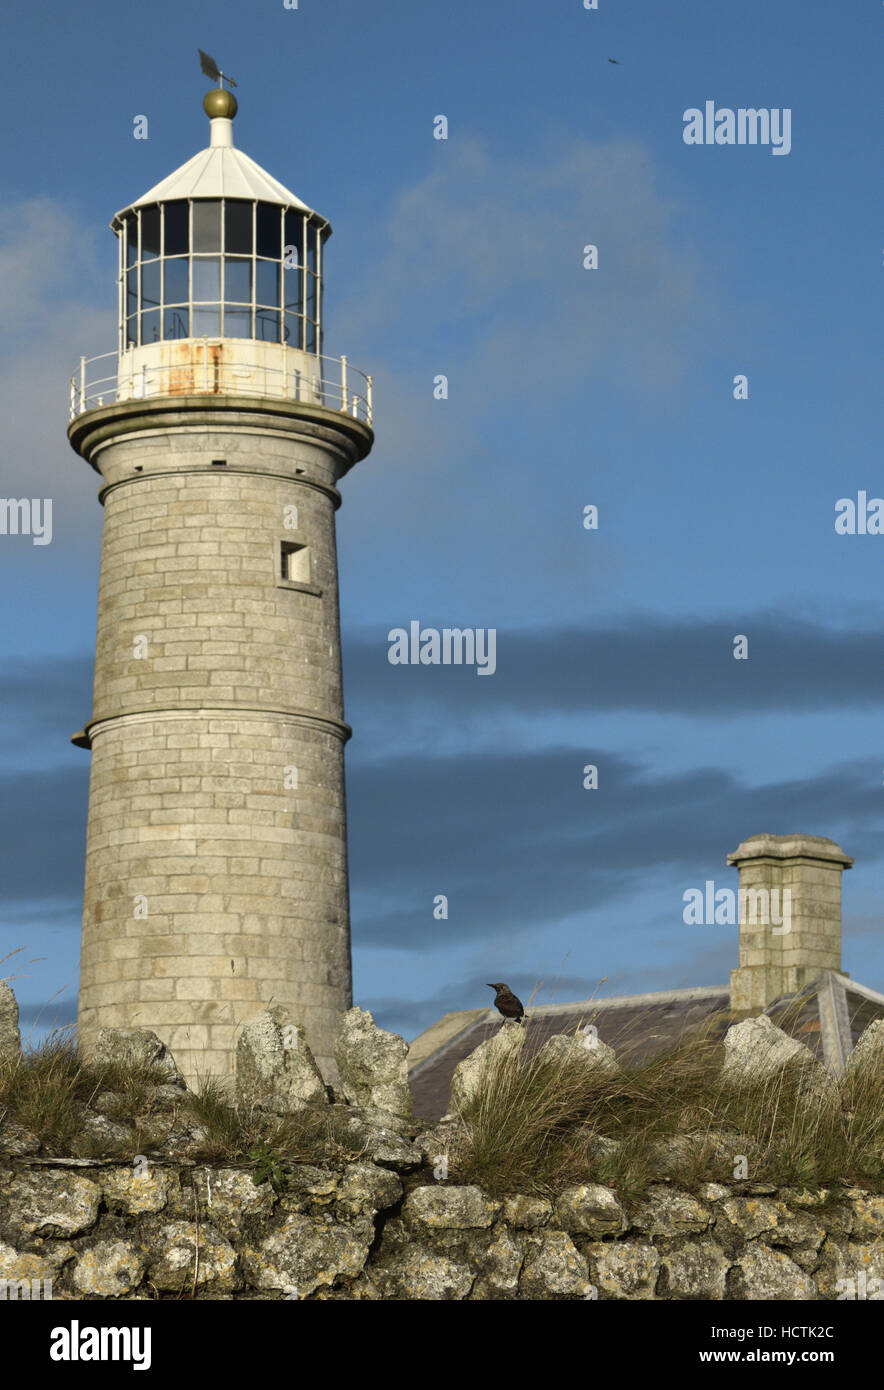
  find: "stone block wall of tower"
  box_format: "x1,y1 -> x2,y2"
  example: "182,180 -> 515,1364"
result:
72,401 -> 371,1084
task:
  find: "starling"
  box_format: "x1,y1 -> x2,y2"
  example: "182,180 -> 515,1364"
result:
487,982 -> 525,1023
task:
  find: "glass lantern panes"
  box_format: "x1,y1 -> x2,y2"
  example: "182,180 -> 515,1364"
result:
225,201 -> 252,254
164,202 -> 189,256
126,268 -> 138,318
141,260 -> 161,310
284,210 -> 303,267
141,206 -> 161,258
255,259 -> 279,306
192,200 -> 222,252
225,257 -> 252,303
192,257 -> 221,302
120,199 -> 323,352
256,204 -> 281,259
225,308 -> 251,338
163,257 -> 189,304
256,308 -> 280,342
124,214 -> 137,267
193,307 -> 221,337
163,306 -> 189,340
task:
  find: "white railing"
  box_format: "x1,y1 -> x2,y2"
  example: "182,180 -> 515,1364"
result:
69,344 -> 373,426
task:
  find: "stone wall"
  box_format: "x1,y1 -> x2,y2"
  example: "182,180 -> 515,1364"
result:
2,998 -> 883,1300
2,1161 -> 882,1300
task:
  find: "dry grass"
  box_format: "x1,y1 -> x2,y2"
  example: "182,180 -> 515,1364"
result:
4,1011 -> 883,1201
451,1018 -> 884,1200
183,1073 -> 366,1166
0,1028 -> 170,1156
0,1037 -> 366,1171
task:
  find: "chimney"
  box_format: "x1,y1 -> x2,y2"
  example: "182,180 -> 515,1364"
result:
728,834 -> 853,1012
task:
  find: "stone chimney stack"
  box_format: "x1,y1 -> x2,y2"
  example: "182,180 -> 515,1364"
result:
728,834 -> 853,1012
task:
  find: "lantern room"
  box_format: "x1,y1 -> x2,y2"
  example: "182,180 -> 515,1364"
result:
116,195 -> 324,353
73,88 -> 374,419
113,89 -> 327,355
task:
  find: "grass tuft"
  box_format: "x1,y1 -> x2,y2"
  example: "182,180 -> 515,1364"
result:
451,1014 -> 884,1199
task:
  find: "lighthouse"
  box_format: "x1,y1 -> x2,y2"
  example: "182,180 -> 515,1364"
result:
69,77 -> 373,1085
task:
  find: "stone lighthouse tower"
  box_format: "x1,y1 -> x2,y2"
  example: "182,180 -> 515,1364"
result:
69,80 -> 373,1084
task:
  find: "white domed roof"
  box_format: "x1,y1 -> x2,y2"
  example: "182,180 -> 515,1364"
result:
111,115 -> 328,232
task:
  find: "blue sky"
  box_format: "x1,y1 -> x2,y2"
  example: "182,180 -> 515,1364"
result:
1,0 -> 882,1044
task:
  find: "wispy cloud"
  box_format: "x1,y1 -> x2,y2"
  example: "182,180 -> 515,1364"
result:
343,611 -> 884,732
0,198 -> 110,538
347,746 -> 882,950
336,135 -> 719,402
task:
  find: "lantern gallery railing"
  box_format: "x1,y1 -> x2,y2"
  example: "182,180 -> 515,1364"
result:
69,345 -> 372,426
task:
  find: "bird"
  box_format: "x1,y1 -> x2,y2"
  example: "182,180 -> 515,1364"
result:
487,982 -> 525,1023
608,58 -> 620,64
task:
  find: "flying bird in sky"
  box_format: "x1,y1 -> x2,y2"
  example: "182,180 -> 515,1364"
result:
608,58 -> 620,64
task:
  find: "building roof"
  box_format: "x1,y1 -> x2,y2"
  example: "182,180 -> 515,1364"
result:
406,973 -> 884,1122
111,116 -> 325,230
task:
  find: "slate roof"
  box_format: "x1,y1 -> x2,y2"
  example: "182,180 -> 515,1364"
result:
407,973 -> 884,1122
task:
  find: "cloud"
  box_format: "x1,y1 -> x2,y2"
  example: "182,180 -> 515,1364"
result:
0,654 -> 93,760
0,765 -> 88,907
4,616 -> 883,940
347,743 -> 882,950
342,611 -> 884,731
0,198 -> 111,544
335,135 -> 718,404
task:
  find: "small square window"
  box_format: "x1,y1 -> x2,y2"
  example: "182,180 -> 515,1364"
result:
281,542 -> 310,584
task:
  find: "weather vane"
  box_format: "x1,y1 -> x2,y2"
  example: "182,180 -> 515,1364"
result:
198,49 -> 237,90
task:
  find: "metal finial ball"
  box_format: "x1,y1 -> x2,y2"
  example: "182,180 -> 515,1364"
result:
203,89 -> 238,120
